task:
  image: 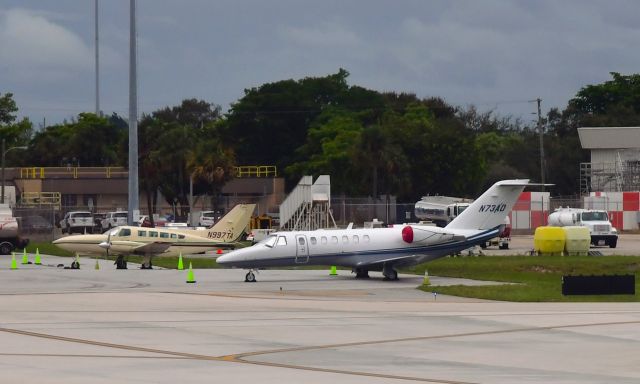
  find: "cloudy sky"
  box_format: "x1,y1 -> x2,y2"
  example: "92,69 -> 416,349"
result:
1,0 -> 639,127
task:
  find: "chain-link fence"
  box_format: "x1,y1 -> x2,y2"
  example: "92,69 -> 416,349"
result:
11,195 -> 625,242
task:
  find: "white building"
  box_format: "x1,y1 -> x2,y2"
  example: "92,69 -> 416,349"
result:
578,127 -> 640,230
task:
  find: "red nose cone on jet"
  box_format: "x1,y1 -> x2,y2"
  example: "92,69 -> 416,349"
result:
402,226 -> 413,243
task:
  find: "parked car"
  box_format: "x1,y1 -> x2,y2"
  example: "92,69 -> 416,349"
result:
20,215 -> 54,233
198,210 -> 222,227
101,211 -> 128,230
137,215 -> 169,227
59,211 -> 93,234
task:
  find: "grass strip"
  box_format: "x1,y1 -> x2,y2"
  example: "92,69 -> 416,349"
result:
408,255 -> 639,302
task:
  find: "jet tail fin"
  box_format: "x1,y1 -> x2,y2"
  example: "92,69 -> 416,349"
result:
445,179 -> 530,231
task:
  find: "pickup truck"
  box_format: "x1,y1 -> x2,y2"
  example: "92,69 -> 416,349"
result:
101,211 -> 128,230
59,211 -> 94,234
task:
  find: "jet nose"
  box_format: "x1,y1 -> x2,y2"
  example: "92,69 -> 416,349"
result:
215,253 -> 230,265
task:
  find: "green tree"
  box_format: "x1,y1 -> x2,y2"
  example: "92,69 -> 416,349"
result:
138,99 -> 225,218
0,93 -> 33,164
27,113 -> 125,167
221,69 -> 352,186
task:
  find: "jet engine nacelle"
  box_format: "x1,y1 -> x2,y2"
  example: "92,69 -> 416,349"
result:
401,224 -> 460,245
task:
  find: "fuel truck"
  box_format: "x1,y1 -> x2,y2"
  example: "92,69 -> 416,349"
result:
547,208 -> 617,248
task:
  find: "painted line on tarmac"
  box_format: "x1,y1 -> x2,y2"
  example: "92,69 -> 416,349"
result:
221,319 -> 640,383
1,320 -> 638,384
0,352 -> 189,360
0,327 -> 222,361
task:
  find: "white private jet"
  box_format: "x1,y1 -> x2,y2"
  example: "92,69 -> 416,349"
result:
217,180 -> 530,282
53,204 -> 255,268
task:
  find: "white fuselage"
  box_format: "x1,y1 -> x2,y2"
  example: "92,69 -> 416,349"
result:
216,224 -> 494,270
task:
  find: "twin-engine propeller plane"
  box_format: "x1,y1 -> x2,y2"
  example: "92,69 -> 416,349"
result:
217,180 -> 531,282
53,204 -> 255,269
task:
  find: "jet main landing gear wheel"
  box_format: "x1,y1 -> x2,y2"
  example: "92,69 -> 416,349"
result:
383,269 -> 398,281
245,271 -> 256,282
354,268 -> 370,279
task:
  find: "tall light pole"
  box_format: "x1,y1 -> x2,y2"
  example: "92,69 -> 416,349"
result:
529,98 -> 545,191
95,0 -> 100,115
1,139 -> 28,204
128,0 -> 139,225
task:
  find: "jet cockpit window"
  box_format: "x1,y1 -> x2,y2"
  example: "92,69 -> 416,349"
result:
277,236 -> 287,246
160,232 -> 169,239
263,235 -> 277,248
138,230 -> 147,237
149,231 -> 158,238
109,228 -> 119,237
119,228 -> 131,237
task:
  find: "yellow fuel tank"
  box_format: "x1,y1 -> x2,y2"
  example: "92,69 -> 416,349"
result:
563,226 -> 590,256
534,226 -> 565,255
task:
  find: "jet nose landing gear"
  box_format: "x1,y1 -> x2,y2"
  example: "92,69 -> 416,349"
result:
245,270 -> 257,282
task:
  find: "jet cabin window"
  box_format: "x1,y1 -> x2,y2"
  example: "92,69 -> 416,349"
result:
138,230 -> 147,237
149,231 -> 158,238
331,236 -> 338,244
310,237 -> 317,245
353,235 -> 359,244
160,232 -> 169,239
321,236 -> 327,244
342,235 -> 348,244
263,235 -> 278,248
363,235 -> 370,243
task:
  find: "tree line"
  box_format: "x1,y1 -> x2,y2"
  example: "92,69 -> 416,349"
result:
2,70 -> 640,213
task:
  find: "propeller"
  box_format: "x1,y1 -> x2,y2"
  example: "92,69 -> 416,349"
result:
98,229 -> 113,256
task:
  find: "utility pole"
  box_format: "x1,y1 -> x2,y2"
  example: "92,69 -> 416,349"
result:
128,0 -> 139,225
536,98 -> 545,191
95,0 -> 100,116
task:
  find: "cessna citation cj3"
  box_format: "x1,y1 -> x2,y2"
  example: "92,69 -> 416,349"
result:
217,180 -> 531,282
54,204 -> 255,268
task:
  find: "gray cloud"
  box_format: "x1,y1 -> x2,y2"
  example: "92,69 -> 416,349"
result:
1,0 -> 639,126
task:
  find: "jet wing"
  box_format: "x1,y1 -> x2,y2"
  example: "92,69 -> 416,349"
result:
131,242 -> 172,255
